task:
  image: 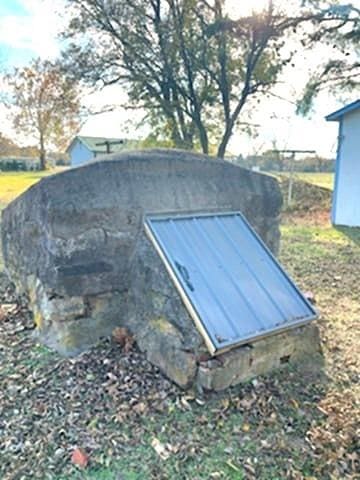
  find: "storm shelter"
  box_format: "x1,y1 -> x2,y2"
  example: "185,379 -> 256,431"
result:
2,149 -> 322,389
145,212 -> 317,356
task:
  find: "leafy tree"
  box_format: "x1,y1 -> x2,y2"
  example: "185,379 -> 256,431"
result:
297,1 -> 360,114
0,133 -> 18,156
0,132 -> 38,157
5,58 -> 82,169
62,0 -> 328,158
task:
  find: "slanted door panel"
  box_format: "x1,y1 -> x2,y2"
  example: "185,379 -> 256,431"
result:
145,213 -> 317,354
196,216 -> 288,329
152,221 -> 233,346
174,219 -> 258,341
218,215 -> 311,319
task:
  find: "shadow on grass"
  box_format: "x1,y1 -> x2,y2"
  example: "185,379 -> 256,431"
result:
336,226 -> 360,246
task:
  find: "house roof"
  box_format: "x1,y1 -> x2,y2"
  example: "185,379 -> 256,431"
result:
67,136 -> 137,154
326,99 -> 360,121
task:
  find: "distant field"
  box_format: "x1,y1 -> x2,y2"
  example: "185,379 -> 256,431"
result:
293,172 -> 334,190
0,169 -> 66,269
0,169 -> 65,210
268,172 -> 334,190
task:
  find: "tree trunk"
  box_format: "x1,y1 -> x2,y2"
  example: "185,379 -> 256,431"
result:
39,134 -> 46,170
217,125 -> 232,159
217,90 -> 249,159
198,122 -> 209,155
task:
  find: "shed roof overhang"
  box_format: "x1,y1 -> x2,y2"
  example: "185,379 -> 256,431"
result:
326,99 -> 360,121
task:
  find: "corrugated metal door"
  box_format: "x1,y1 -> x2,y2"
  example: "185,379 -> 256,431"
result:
145,212 -> 317,355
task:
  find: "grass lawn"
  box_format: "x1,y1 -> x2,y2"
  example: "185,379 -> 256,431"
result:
0,170 -> 359,479
0,169 -> 65,269
286,172 -> 334,190
0,169 -> 65,210
269,172 -> 334,191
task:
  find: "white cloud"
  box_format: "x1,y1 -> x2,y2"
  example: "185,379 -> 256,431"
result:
0,0 -> 65,63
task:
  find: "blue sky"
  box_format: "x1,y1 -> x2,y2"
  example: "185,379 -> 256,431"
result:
0,0 -> 28,16
0,1 -> 29,65
0,0 -> 347,156
0,0 -> 61,68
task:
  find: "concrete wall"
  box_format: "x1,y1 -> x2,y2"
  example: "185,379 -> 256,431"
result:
69,140 -> 94,167
333,109 -> 360,226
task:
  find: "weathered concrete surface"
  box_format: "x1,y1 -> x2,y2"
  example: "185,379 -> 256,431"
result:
197,323 -> 323,391
124,230 -> 205,388
0,148 -> 300,388
2,149 -> 282,295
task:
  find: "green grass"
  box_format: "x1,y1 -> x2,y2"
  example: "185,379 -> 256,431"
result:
336,225 -> 360,246
269,172 -> 334,190
0,169 -> 66,269
292,172 -> 334,190
0,168 -> 67,210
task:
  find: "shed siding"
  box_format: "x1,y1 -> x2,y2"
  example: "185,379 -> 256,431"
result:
334,109 -> 360,226
70,141 -> 94,167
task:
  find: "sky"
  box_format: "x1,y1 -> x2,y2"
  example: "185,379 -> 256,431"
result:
0,0 -> 357,158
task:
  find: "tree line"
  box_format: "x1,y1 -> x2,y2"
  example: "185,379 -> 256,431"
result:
1,0 -> 360,168
237,152 -> 334,172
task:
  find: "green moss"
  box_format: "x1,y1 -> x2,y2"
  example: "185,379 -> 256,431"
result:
150,316 -> 178,335
149,290 -> 166,310
34,310 -> 43,328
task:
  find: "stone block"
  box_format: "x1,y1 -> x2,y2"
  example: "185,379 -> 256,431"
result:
197,323 -> 323,391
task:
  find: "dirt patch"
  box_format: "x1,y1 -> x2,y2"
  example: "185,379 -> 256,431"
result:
279,175 -> 332,209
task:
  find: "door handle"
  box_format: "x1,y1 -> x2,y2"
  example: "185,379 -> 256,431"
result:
175,261 -> 194,291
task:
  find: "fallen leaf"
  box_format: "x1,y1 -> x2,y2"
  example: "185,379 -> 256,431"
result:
71,447 -> 89,468
243,462 -> 256,475
180,396 -> 192,411
226,460 -> 241,472
112,327 -> 131,347
124,336 -> 135,353
133,402 -> 147,414
242,423 -> 251,432
151,437 -> 171,460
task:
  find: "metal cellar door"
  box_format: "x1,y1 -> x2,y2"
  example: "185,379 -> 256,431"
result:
145,212 -> 317,355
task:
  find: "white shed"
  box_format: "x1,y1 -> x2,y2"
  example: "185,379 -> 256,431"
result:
326,100 -> 360,227
66,136 -> 137,167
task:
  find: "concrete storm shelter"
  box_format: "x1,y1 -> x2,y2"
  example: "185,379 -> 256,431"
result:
2,150 -> 320,390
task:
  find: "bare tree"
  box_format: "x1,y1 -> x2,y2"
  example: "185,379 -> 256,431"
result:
61,0 -> 346,157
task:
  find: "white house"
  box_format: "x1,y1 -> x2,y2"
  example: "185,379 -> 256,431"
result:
67,136 -> 137,167
326,100 -> 360,227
